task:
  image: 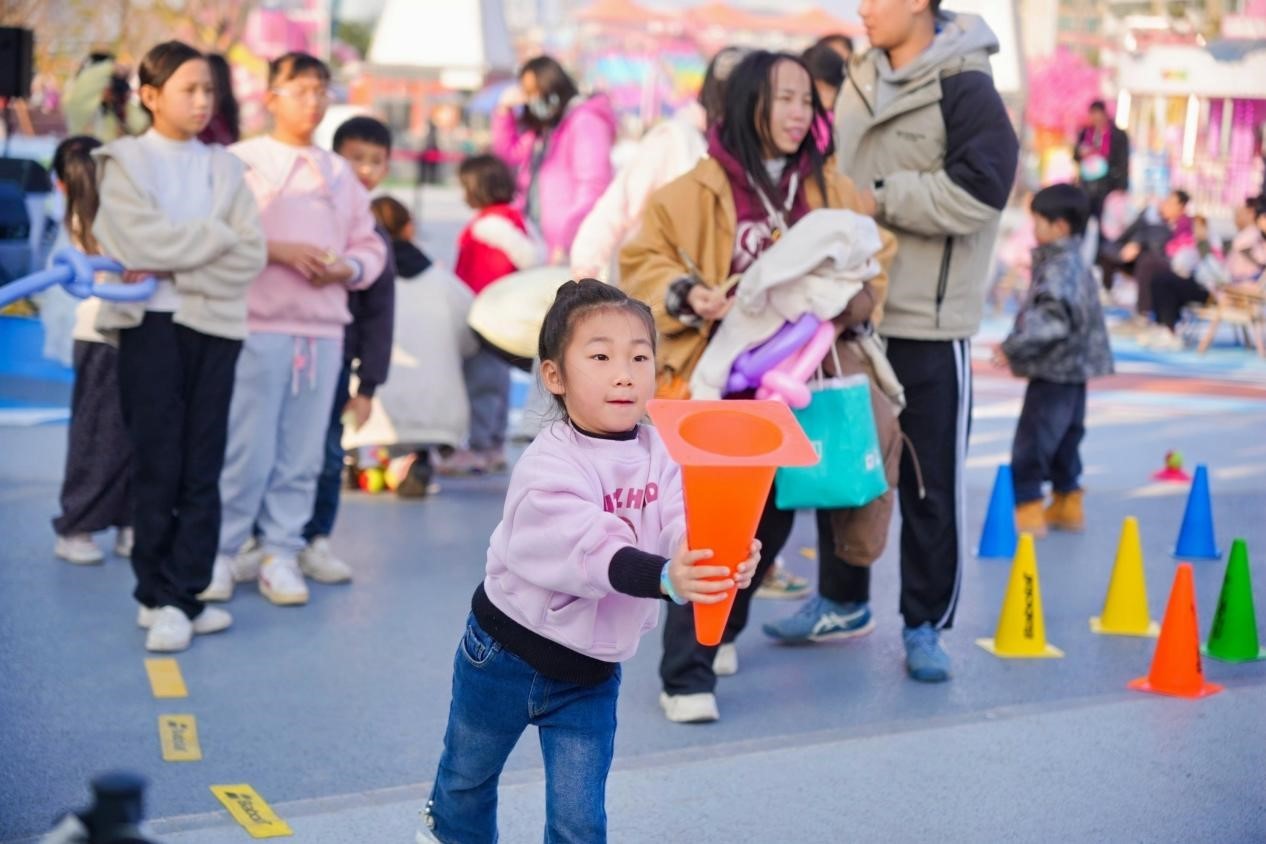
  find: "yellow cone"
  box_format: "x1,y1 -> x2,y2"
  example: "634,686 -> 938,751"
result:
1090,516 -> 1160,637
977,532 -> 1064,658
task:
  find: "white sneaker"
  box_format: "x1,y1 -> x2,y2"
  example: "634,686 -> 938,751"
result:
137,604 -> 233,635
712,643 -> 738,677
230,539 -> 265,582
298,537 -> 353,584
145,607 -> 194,652
259,555 -> 309,606
54,534 -> 104,565
197,555 -> 236,602
113,527 -> 134,558
659,692 -> 719,723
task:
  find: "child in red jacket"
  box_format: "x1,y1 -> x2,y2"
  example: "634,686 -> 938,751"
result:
447,154 -> 543,474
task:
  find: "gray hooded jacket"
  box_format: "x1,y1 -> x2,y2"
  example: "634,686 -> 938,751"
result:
1001,238 -> 1114,383
835,12 -> 1019,340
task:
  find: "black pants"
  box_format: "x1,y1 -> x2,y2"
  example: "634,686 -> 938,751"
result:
1011,379 -> 1086,504
1152,274 -> 1209,330
117,314 -> 241,619
887,338 -> 971,630
53,341 -> 133,537
1132,251 -> 1172,317
659,492 -> 870,695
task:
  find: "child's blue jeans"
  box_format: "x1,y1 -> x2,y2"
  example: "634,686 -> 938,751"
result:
424,614 -> 620,844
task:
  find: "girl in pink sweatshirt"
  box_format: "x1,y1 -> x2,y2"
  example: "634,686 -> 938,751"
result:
418,280 -> 759,843
204,52 -> 386,607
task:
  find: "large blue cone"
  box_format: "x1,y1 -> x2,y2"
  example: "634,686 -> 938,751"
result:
1173,464 -> 1221,560
978,464 -> 1018,559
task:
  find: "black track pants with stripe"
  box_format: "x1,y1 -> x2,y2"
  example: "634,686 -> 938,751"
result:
885,337 -> 971,630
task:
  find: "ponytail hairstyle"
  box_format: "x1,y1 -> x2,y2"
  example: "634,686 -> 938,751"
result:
719,50 -> 828,210
137,41 -> 206,119
51,135 -> 104,254
537,279 -> 656,414
370,195 -> 412,241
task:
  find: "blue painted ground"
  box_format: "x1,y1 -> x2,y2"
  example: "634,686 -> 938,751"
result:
2,188 -> 1263,842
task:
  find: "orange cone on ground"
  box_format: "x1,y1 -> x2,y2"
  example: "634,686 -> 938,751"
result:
648,399 -> 817,646
1128,563 -> 1223,698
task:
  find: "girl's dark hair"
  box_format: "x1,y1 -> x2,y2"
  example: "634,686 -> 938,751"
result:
801,42 -> 846,90
699,46 -> 748,129
538,280 -> 656,411
52,135 -> 103,254
205,54 -> 241,143
720,50 -> 828,210
370,195 -> 412,241
138,41 -> 206,118
518,55 -> 579,132
269,51 -> 331,87
458,154 -> 516,208
1031,183 -> 1090,237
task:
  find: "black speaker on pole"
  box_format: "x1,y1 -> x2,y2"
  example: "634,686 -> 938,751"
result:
0,27 -> 34,99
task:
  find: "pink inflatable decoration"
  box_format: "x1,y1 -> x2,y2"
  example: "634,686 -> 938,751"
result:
726,313 -> 821,395
756,320 -> 836,409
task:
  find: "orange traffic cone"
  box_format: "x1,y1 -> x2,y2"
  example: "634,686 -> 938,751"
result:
648,399 -> 817,646
1128,563 -> 1223,698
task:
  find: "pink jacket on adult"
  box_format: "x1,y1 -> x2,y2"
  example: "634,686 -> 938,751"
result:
491,94 -> 617,258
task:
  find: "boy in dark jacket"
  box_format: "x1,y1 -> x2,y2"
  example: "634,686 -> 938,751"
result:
300,116 -> 397,583
996,184 -> 1113,538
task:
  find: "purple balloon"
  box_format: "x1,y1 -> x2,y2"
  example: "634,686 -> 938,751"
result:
726,313 -> 822,394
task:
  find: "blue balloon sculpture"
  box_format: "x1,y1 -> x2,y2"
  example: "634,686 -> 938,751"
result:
0,248 -> 157,308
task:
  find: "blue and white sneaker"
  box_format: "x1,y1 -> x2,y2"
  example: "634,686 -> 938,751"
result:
902,623 -> 951,683
762,595 -> 875,644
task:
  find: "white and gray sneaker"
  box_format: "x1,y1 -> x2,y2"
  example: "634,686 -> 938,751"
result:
138,604 -> 233,634
54,534 -> 104,565
197,555 -> 237,602
659,692 -> 719,724
113,527 -> 134,558
144,605 -> 232,652
259,555 -> 309,606
230,539 -> 265,582
712,643 -> 738,677
298,536 -> 353,584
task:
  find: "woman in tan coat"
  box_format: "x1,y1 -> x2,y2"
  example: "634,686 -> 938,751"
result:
620,50 -> 896,724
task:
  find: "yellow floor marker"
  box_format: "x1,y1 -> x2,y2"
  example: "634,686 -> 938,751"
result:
211,785 -> 293,838
158,714 -> 202,762
144,658 -> 188,699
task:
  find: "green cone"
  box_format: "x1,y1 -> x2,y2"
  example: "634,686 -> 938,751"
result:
1204,539 -> 1266,663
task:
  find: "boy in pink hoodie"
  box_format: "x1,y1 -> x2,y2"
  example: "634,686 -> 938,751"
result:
418,280 -> 759,843
203,53 -> 386,606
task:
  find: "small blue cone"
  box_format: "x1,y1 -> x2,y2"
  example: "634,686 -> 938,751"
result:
1173,464 -> 1221,560
978,464 -> 1018,559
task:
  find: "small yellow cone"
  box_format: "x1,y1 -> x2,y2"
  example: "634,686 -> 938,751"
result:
1090,516 -> 1160,637
977,532 -> 1064,658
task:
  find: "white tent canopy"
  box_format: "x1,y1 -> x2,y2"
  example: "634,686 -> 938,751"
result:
367,0 -> 515,88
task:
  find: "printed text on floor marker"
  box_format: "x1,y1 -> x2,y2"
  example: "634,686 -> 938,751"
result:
210,785 -> 293,838
144,658 -> 188,698
158,714 -> 202,762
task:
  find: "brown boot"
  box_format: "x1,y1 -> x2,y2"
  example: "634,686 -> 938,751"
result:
1045,490 -> 1085,532
1015,500 -> 1048,538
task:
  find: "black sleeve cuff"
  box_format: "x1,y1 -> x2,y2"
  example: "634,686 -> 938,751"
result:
609,547 -> 666,600
357,380 -> 378,398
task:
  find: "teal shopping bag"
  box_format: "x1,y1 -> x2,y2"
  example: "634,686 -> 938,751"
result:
775,373 -> 888,510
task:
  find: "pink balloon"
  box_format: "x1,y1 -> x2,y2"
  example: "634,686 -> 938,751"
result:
755,321 -> 835,409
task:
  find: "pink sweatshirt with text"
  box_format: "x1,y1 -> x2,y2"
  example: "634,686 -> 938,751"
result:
231,136 -> 386,339
482,421 -> 687,663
